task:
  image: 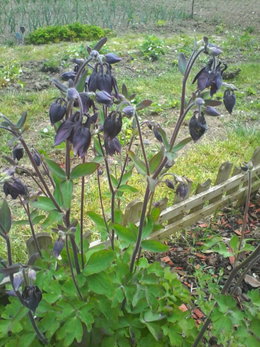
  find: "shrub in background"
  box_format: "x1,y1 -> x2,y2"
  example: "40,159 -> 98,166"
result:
26,23 -> 107,45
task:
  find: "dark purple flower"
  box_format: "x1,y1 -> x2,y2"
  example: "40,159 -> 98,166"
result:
223,90 -> 236,114
165,179 -> 175,190
122,106 -> 135,117
12,145 -> 24,161
53,238 -> 65,258
189,112 -> 207,141
32,149 -> 41,166
3,178 -> 28,199
104,112 -> 122,138
176,183 -> 188,199
54,119 -> 75,146
104,137 -> 121,156
96,90 -> 113,106
49,99 -> 67,125
72,124 -> 91,158
22,285 -> 42,312
205,106 -> 221,117
105,53 -> 122,64
61,71 -> 76,81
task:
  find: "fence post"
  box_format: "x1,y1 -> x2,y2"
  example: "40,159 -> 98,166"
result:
208,161 -> 233,204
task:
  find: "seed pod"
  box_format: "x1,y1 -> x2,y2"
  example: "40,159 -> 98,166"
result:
22,285 -> 42,312
176,182 -> 188,200
72,124 -> 91,158
104,112 -> 122,138
12,145 -> 24,161
223,90 -> 236,114
49,99 -> 67,125
189,112 -> 207,141
61,71 -> 76,81
104,137 -> 121,156
204,106 -> 221,117
3,178 -> 28,199
96,90 -> 113,106
20,26 -> 25,34
105,53 -> 122,65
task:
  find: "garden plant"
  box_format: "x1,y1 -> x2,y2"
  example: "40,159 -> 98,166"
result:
0,36 -> 259,347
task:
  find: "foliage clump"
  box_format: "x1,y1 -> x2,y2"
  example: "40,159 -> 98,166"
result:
140,35 -> 166,61
26,23 -> 107,45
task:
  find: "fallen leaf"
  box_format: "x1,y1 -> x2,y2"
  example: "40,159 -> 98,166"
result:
161,256 -> 171,263
193,308 -> 205,319
198,223 -> 208,228
178,304 -> 188,312
228,247 -> 235,265
244,275 -> 260,288
237,218 -> 243,225
195,253 -> 207,260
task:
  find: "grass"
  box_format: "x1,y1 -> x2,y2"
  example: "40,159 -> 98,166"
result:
0,29 -> 259,263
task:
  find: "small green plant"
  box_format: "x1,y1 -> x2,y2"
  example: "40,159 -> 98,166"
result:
0,61 -> 22,88
26,23 -> 106,45
140,35 -> 166,61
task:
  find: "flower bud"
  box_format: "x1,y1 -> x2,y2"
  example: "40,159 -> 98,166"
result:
122,106 -> 135,117
105,53 -> 122,64
204,106 -> 221,117
223,90 -> 236,114
189,112 -> 207,141
96,90 -> 113,106
12,145 -> 24,161
22,285 -> 42,312
176,182 -> 189,199
61,71 -> 76,81
104,112 -> 122,138
49,99 -> 67,125
3,178 -> 28,199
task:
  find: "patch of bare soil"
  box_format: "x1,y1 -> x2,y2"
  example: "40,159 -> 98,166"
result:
146,193 -> 260,295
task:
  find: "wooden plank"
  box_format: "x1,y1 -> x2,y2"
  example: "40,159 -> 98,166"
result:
252,147 -> 260,166
150,179 -> 260,241
208,161 -> 233,204
158,165 -> 260,223
226,166 -> 241,195
189,179 -> 211,213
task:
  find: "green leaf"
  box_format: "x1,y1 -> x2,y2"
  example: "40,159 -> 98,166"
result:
149,148 -> 164,174
155,127 -> 169,150
0,200 -> 11,234
41,210 -> 63,228
141,240 -> 169,252
110,174 -> 118,187
84,250 -> 114,276
128,151 -> 147,175
172,137 -> 192,152
113,224 -> 137,243
230,235 -> 239,252
88,272 -> 114,296
117,184 -> 138,193
78,306 -> 94,330
60,180 -> 73,209
16,112 -> 27,129
143,311 -> 165,322
57,317 -> 83,346
45,159 -> 66,179
121,170 -> 133,184
178,53 -> 187,75
31,197 -> 57,212
75,69 -> 88,92
71,162 -> 99,179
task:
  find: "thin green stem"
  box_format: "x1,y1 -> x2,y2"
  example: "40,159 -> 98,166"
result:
19,137 -> 62,213
97,170 -> 110,236
19,197 -> 42,257
80,157 -> 85,269
134,111 -> 150,175
65,234 -> 83,300
129,186 -> 150,273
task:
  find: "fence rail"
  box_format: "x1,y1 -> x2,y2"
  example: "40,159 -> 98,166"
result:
108,147 -> 260,245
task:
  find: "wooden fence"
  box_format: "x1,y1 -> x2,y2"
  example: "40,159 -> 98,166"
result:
92,146 -> 260,246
